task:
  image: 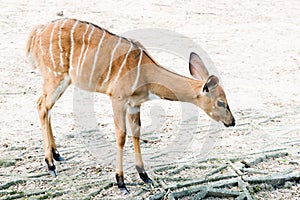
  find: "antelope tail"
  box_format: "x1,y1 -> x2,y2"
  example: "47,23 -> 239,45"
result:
25,25 -> 40,69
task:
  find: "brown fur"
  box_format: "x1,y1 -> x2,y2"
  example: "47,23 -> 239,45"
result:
26,18 -> 235,193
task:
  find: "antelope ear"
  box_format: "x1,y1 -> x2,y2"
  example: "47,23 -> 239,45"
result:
189,52 -> 209,80
203,75 -> 219,92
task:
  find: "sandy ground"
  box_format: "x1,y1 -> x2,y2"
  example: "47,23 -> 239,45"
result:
0,0 -> 299,199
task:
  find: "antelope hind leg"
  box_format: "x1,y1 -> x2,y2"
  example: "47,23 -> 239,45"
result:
37,75 -> 70,177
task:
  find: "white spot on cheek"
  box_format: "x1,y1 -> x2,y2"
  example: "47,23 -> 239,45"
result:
209,112 -> 213,116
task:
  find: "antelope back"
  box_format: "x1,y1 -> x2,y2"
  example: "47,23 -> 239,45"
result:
26,18 -> 150,94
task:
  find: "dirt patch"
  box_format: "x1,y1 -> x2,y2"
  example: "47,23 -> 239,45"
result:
1,0 -> 299,199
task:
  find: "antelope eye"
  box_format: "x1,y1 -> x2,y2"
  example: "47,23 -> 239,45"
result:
217,100 -> 226,108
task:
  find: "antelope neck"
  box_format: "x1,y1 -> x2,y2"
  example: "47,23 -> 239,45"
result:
145,63 -> 203,103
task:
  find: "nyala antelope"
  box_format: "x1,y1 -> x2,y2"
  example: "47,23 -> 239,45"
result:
26,18 -> 235,194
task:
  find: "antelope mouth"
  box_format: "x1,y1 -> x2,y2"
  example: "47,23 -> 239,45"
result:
223,118 -> 235,127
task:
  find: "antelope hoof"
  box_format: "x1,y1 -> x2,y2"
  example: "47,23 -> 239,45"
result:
119,187 -> 130,195
139,172 -> 153,184
49,169 -> 57,177
53,149 -> 65,161
45,160 -> 57,177
116,173 -> 129,195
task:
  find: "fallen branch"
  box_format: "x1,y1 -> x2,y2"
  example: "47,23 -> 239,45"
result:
242,172 -> 300,187
241,151 -> 288,167
241,168 -> 268,175
165,178 -> 206,190
148,190 -> 166,200
205,165 -> 227,178
0,179 -> 24,190
166,165 -> 190,176
157,178 -> 168,190
191,188 -> 208,200
0,193 -> 23,200
206,188 -> 240,198
227,160 -> 243,176
248,148 -> 287,156
210,178 -> 238,188
158,177 -> 192,182
153,164 -> 177,174
207,174 -> 238,182
168,187 -> 206,200
27,172 -> 51,178
86,181 -> 113,198
238,178 -> 253,200
0,190 -> 15,196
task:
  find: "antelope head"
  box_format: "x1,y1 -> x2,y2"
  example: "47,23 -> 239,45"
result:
189,52 -> 235,127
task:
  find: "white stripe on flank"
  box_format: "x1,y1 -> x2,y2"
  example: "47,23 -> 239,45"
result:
49,21 -> 58,69
79,26 -> 95,78
101,37 -> 122,87
69,20 -> 79,72
132,48 -> 143,91
88,30 -> 106,88
113,42 -> 133,83
76,23 -> 90,80
58,19 -> 67,68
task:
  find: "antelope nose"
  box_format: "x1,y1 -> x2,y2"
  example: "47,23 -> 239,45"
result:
224,118 -> 235,127
230,118 -> 235,127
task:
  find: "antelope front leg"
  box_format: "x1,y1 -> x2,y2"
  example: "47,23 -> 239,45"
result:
112,101 -> 130,194
127,106 -> 152,184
